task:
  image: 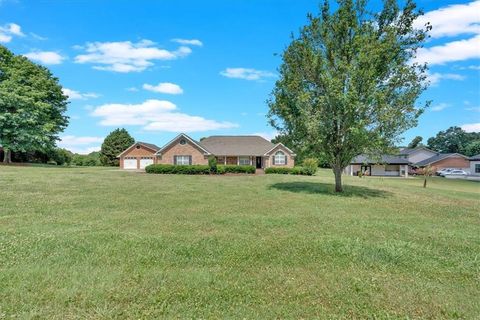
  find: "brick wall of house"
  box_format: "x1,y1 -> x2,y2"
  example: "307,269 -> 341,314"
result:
431,157 -> 469,170
264,145 -> 295,168
156,139 -> 208,165
120,144 -> 156,169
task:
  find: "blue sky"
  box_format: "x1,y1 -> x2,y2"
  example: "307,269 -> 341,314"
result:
1,0 -> 479,153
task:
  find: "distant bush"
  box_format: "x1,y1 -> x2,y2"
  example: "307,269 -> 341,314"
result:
218,165 -> 256,174
302,158 -> 318,175
145,164 -> 210,174
265,166 -> 313,175
208,156 -> 217,174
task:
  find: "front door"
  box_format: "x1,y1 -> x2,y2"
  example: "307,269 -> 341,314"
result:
256,157 -> 262,169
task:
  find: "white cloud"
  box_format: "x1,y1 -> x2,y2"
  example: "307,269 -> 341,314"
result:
126,87 -> 139,92
461,123 -> 480,132
0,23 -> 24,43
430,103 -> 450,112
24,51 -> 65,65
220,68 -> 276,81
57,135 -> 104,154
414,1 -> 480,39
414,34 -> 480,65
74,40 -> 194,72
143,82 -> 183,94
91,99 -> 238,132
62,88 -> 99,100
427,72 -> 465,85
30,32 -> 47,41
465,106 -> 480,112
171,38 -> 203,46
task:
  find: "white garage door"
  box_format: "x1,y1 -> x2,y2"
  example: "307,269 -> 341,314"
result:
123,158 -> 137,169
139,158 -> 154,169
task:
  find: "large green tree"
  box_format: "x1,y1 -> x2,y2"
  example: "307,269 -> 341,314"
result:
100,128 -> 134,166
268,0 -> 429,192
427,126 -> 480,155
408,136 -> 423,148
0,45 -> 69,163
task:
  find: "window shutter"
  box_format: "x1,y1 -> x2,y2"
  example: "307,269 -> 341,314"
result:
189,156 -> 192,165
272,156 -> 275,165
285,155 -> 288,165
173,156 -> 177,165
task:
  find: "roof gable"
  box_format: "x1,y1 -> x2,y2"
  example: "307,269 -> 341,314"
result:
415,153 -> 468,166
263,143 -> 296,156
155,133 -> 211,156
118,141 -> 160,157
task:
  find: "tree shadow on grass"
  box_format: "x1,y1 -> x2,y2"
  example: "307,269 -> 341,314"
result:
269,182 -> 390,198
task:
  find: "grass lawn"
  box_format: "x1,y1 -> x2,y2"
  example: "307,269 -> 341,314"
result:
0,166 -> 479,318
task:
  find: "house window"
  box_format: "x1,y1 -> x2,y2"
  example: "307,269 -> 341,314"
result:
385,165 -> 398,172
179,139 -> 186,145
175,155 -> 190,165
239,156 -> 250,165
274,151 -> 286,165
476,164 -> 480,173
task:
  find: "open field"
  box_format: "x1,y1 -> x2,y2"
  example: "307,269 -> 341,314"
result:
0,166 -> 479,318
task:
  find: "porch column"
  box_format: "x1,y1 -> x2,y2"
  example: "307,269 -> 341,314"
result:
237,157 -> 239,165
224,157 -> 226,165
404,165 -> 409,178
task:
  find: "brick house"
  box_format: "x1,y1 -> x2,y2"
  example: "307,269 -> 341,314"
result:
118,133 -> 295,170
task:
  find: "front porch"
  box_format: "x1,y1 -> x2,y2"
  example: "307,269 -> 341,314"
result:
215,156 -> 265,169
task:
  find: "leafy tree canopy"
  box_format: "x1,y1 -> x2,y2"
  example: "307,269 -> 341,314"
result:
268,0 -> 430,191
0,45 -> 69,163
407,136 -> 423,148
100,128 -> 135,166
427,126 -> 480,156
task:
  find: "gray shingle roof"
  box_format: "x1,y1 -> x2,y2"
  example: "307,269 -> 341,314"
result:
199,136 -> 275,156
470,154 -> 480,161
415,153 -> 467,167
351,154 -> 410,164
398,147 -> 435,155
138,141 -> 160,151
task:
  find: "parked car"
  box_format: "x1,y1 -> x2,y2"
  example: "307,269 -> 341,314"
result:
436,168 -> 454,176
443,169 -> 468,176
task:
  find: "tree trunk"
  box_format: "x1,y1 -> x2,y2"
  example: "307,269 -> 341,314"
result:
333,166 -> 343,192
3,149 -> 11,164
423,176 -> 427,188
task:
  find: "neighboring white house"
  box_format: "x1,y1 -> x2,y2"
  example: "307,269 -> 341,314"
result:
345,155 -> 410,177
469,154 -> 480,176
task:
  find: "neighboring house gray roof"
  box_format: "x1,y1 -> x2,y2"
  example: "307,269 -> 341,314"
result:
351,154 -> 410,164
469,154 -> 480,161
200,135 -> 276,156
415,153 -> 467,167
137,141 -> 160,151
398,146 -> 435,155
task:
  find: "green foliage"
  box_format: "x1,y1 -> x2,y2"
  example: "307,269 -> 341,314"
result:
427,126 -> 480,155
100,128 -> 135,166
267,0 -> 429,191
48,148 -> 73,166
408,136 -> 423,148
265,166 -> 312,175
208,156 -> 218,173
0,45 -> 69,163
72,152 -> 101,166
145,164 -> 210,174
465,140 -> 480,157
272,134 -> 330,167
302,158 -> 319,175
218,165 -> 256,174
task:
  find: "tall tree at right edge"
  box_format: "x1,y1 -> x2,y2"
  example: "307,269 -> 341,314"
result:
268,0 -> 430,192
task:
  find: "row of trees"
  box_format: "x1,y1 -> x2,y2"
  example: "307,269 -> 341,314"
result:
4,128 -> 136,167
407,127 -> 480,156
